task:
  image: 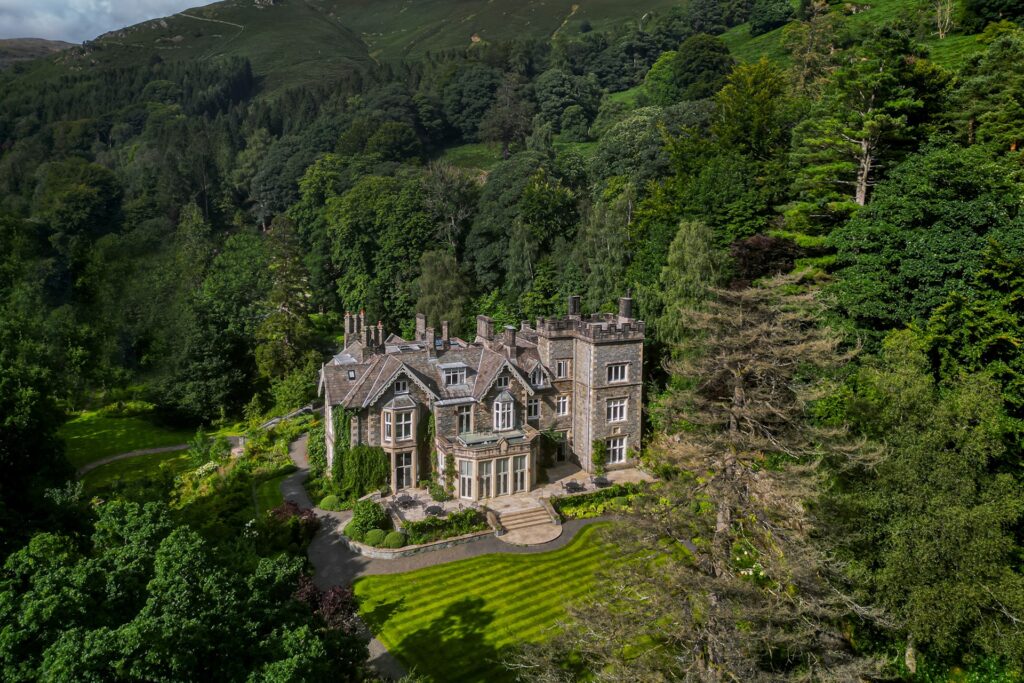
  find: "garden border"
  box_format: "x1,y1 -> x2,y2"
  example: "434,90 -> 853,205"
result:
338,528 -> 495,559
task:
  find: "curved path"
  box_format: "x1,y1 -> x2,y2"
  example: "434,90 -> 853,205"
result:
76,444 -> 187,476
280,435 -> 613,680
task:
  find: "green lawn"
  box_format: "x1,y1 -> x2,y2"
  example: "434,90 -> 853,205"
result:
60,412 -> 194,469
253,472 -> 291,516
81,449 -> 192,495
355,524 -> 615,682
439,142 -> 504,172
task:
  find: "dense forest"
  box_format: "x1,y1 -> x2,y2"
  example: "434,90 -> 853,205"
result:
3,0 -> 1024,679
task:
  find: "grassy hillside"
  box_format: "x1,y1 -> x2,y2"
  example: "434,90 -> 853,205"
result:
721,0 -> 985,69
0,38 -> 74,69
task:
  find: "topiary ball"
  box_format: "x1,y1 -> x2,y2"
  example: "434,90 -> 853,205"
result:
383,531 -> 407,549
319,494 -> 340,511
343,520 -> 363,542
364,528 -> 387,547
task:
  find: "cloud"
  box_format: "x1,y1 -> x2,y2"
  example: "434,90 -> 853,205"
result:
0,0 -> 210,43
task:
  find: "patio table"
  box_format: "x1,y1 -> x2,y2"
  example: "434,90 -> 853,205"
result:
425,505 -> 444,517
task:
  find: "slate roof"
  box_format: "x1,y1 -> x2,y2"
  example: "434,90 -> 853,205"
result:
321,334 -> 538,409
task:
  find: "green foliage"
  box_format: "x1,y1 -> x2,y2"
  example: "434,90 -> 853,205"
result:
821,330 -> 1024,661
591,439 -> 608,477
333,444 -> 389,500
364,528 -> 387,547
656,220 -> 730,346
829,145 -> 1024,334
320,495 -> 342,511
443,452 -> 457,495
0,501 -> 366,680
350,500 -> 390,539
343,520 -> 364,543
383,531 -> 407,549
551,482 -> 647,520
402,509 -> 488,545
643,34 -> 734,105
749,0 -> 794,36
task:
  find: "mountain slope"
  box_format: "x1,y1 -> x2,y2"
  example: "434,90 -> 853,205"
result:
0,38 -> 74,69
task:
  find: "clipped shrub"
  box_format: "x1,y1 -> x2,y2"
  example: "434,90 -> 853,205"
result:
343,520 -> 364,542
403,508 -> 488,545
364,528 -> 387,547
352,500 -> 389,531
319,494 -> 341,511
383,531 -> 407,549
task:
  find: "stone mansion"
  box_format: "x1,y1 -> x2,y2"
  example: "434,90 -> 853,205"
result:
318,296 -> 644,501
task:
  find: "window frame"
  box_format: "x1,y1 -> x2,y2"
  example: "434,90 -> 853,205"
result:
383,411 -> 393,442
606,398 -> 627,423
443,367 -> 467,386
606,436 -> 627,464
495,374 -> 510,388
555,359 -> 569,379
527,397 -> 540,420
394,378 -> 409,394
493,399 -> 514,431
457,405 -> 473,434
395,410 -> 413,441
607,363 -> 629,384
556,395 -> 570,416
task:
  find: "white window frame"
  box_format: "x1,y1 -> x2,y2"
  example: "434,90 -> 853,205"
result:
395,411 -> 413,441
606,398 -> 627,423
513,455 -> 527,492
383,412 -> 392,442
556,395 -> 569,416
530,367 -> 544,387
459,460 -> 473,499
394,378 -> 409,394
555,359 -> 569,379
478,461 -> 492,499
527,397 -> 540,420
494,400 -> 513,431
395,452 -> 413,490
457,405 -> 473,434
607,363 -> 628,384
444,367 -> 467,386
607,436 -> 627,464
496,458 -> 509,495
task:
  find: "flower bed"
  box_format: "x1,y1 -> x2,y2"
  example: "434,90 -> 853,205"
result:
402,508 -> 489,545
551,482 -> 647,520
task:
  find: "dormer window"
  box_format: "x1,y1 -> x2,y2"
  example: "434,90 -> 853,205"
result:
443,367 -> 467,386
394,378 -> 409,394
530,367 -> 544,387
496,374 -> 510,389
493,393 -> 514,431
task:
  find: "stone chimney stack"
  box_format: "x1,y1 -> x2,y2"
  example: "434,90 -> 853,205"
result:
476,315 -> 494,341
358,309 -> 366,335
425,326 -> 436,357
344,311 -> 353,346
376,321 -> 384,346
415,313 -> 426,341
503,325 -> 516,357
441,320 -> 450,349
568,295 -> 581,317
618,296 -> 634,321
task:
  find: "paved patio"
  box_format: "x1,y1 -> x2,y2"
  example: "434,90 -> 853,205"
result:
383,462 -> 655,520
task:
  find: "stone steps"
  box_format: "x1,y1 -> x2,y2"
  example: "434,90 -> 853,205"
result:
499,507 -> 554,531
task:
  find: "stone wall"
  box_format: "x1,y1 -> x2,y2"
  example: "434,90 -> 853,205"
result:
339,529 -> 495,559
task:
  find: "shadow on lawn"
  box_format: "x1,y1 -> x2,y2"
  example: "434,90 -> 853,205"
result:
394,596 -> 511,682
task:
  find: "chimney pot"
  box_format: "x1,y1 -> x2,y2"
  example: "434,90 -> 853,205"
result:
503,325 -> 516,349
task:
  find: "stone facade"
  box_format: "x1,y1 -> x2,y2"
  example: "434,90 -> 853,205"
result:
319,296 -> 645,501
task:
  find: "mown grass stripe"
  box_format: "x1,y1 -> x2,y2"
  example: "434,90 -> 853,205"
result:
357,524 -> 616,681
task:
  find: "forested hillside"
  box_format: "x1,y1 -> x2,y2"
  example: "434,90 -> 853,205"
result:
3,0 -> 1024,679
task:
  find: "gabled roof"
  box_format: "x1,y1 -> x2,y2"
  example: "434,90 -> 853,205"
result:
473,350 -> 535,399
361,357 -> 440,408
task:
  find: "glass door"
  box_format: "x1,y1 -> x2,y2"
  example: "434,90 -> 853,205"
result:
496,458 -> 509,496
395,452 -> 412,490
459,460 -> 473,499
513,455 -> 527,492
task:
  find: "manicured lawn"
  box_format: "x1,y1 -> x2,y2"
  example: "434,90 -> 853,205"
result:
81,449 -> 192,494
253,472 -> 291,516
355,524 -> 616,682
60,412 -> 195,469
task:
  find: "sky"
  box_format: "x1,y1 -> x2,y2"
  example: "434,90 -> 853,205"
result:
0,0 -> 208,43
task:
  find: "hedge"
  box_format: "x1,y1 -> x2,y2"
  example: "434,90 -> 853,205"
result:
403,509 -> 488,546
551,482 -> 647,520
